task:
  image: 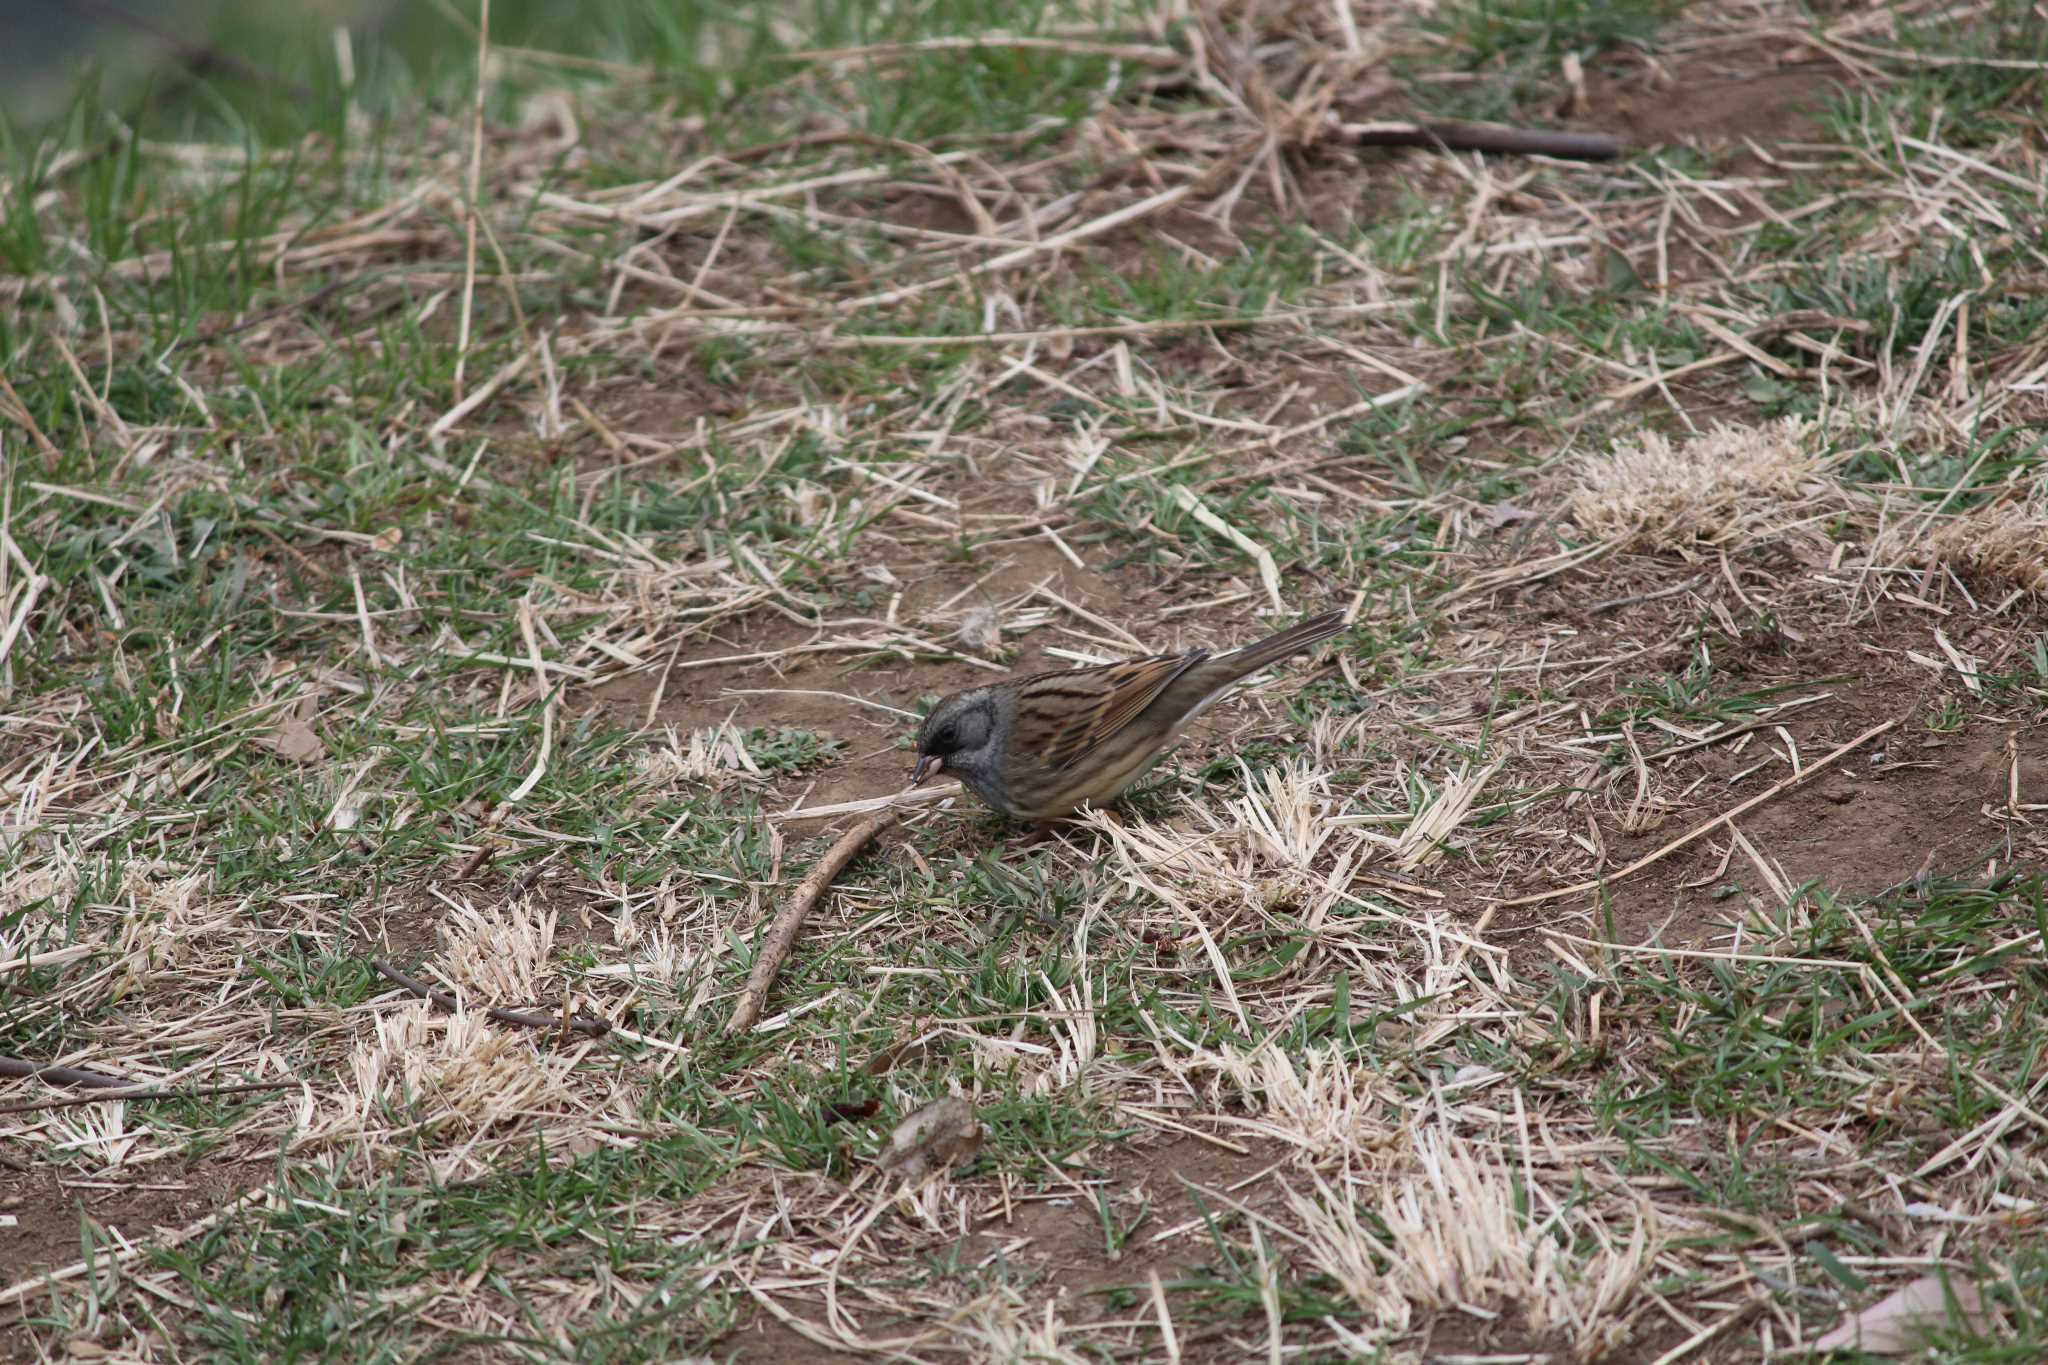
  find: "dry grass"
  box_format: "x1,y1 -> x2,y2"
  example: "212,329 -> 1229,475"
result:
1568,417 -> 1834,552
1930,489 -> 2048,597
3,0 -> 2047,1360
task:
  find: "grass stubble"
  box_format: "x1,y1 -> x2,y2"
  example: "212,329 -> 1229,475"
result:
2,0 -> 2047,1359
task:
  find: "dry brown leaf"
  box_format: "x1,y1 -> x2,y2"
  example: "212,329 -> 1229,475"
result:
1809,1275 -> 1985,1354
878,1096 -> 983,1180
263,700 -> 327,764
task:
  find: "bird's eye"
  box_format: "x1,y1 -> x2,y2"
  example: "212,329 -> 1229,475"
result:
932,724 -> 957,751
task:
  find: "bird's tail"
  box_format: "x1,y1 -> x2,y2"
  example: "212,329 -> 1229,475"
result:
1220,608 -> 1349,678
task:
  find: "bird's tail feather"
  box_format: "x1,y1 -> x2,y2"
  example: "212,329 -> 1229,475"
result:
1221,608 -> 1349,678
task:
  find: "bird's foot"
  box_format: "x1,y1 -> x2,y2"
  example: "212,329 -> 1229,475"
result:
1008,820 -> 1064,850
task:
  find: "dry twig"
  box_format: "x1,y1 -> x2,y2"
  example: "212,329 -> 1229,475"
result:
1501,717 -> 1900,906
371,958 -> 611,1037
728,809 -> 897,1034
0,1080 -> 291,1117
1339,120 -> 1625,161
0,1054 -> 132,1089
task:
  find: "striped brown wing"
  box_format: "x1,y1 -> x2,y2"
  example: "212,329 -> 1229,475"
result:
1011,651 -> 1209,772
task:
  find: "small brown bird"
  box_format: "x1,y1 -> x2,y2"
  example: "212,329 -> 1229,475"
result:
910,609 -> 1348,823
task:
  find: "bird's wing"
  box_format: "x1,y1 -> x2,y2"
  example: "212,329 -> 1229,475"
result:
1011,650 -> 1209,771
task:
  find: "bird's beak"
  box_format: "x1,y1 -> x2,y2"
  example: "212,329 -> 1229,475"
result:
912,753 -> 941,785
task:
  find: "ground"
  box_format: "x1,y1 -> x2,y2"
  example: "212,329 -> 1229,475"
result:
2,0 -> 2047,1360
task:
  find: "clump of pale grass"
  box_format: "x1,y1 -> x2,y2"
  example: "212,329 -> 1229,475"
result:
44,1100 -> 154,1171
1927,492 -> 2048,595
301,1003 -> 580,1172
1286,1129 -> 1656,1354
1570,417 -> 1829,551
638,721 -> 761,783
441,898 -> 557,1003
1205,1040 -> 1391,1164
1229,758 -> 1341,872
959,1289 -> 1089,1365
1091,760 -> 1360,920
0,852 -> 77,917
1088,806 -> 1240,901
113,859 -> 221,994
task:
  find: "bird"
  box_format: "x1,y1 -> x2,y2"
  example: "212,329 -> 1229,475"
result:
910,608 -> 1348,826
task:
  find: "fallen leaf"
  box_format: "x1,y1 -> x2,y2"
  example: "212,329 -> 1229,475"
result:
823,1097 -> 881,1124
370,526 -> 403,553
1809,1274 -> 1985,1354
878,1096 -> 983,1180
1485,501 -> 1540,530
262,699 -> 327,764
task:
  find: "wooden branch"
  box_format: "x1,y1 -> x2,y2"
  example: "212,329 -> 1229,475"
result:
0,1055 -> 290,1115
195,277 -> 357,343
371,959 -> 611,1038
728,809 -> 898,1035
450,841 -> 498,881
1500,717 -> 1900,907
1339,120 -> 1625,162
0,1081 -> 291,1117
0,1055 -> 133,1090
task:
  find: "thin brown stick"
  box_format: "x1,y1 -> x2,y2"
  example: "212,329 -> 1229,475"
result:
728,809 -> 898,1034
1499,716 -> 1899,907
1340,120 -> 1626,162
451,842 -> 497,881
0,1081 -> 292,1117
195,276 -> 357,342
0,373 -> 63,472
0,1055 -> 134,1089
371,958 -> 611,1037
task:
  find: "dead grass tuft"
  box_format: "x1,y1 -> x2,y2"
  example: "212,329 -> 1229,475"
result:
440,897 -> 558,1003
640,721 -> 764,783
1289,1130 -> 1657,1354
111,860 -> 222,993
302,1003 -> 584,1174
1208,1041 -> 1393,1164
1569,417 -> 1831,551
43,1100 -> 158,1172
1928,490 -> 2048,596
1,854 -> 77,918
961,1290 -> 1089,1365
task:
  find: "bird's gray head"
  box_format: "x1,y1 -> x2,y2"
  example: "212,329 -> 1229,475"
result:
912,690 -> 997,786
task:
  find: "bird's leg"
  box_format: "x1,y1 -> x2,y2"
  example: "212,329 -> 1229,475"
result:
1008,820 -> 1062,850
1006,808 -> 1123,853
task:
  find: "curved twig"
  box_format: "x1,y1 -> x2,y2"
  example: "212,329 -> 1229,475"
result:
0,1055 -> 133,1089
0,1081 -> 292,1117
728,809 -> 898,1034
1340,120 -> 1625,162
371,959 -> 611,1037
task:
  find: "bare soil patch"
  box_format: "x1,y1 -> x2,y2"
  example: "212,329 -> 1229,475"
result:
7,0 -> 2046,1359
1586,49 -> 1837,150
